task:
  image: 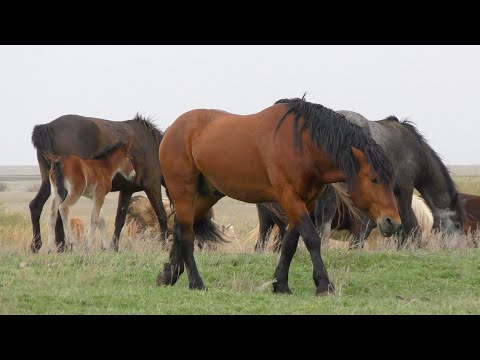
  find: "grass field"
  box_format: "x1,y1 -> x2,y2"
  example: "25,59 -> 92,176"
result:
1,166 -> 480,314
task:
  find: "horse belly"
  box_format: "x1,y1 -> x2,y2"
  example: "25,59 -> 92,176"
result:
193,137 -> 274,203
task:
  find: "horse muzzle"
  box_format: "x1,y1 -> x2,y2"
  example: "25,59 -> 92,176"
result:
377,217 -> 402,237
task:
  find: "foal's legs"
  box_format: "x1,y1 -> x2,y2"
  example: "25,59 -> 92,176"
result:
112,190 -> 133,252
99,210 -> 108,250
86,193 -> 106,251
58,192 -> 81,252
47,194 -> 62,254
274,188 -> 334,296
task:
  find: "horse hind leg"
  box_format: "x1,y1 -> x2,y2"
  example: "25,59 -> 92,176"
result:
144,186 -> 170,246
58,192 -> 80,252
86,193 -> 106,251
29,151 -> 53,253
47,193 -> 61,254
157,176 -> 215,290
111,190 -> 133,252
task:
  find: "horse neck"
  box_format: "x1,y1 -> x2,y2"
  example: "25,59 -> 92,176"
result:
416,152 -> 458,219
102,150 -> 126,178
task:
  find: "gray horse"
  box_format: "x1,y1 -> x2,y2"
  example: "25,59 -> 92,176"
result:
320,111 -> 466,246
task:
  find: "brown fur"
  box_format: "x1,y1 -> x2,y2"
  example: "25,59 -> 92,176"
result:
157,100 -> 400,294
47,140 -> 135,252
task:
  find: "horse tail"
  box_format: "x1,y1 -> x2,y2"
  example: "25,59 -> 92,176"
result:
331,183 -> 361,227
160,175 -> 227,245
51,160 -> 68,201
411,194 -> 433,233
193,212 -> 228,245
31,123 -> 54,153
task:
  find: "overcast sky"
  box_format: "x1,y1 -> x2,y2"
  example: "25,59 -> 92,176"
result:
0,45 -> 478,165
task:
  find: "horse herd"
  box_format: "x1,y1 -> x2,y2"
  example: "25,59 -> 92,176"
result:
28,96 -> 479,296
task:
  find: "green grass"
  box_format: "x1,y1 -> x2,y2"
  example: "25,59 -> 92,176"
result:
1,249 -> 479,314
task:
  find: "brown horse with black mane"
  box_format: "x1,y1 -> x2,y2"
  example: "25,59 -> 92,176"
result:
157,96 -> 401,296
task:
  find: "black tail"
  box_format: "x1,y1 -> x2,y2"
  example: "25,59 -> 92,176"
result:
160,175 -> 227,244
52,161 -> 68,201
193,216 -> 227,244
31,124 -> 54,153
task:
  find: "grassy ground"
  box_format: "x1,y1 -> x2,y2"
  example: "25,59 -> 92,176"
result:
1,249 -> 479,314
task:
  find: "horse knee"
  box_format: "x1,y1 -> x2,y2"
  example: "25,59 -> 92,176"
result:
58,204 -> 69,219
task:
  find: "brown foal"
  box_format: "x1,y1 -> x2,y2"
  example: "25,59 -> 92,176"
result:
46,140 -> 135,252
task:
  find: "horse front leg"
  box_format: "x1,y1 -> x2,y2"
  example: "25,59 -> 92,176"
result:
274,188 -> 334,296
397,191 -> 420,247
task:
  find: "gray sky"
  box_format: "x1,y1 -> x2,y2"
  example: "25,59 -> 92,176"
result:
1,45 -> 479,165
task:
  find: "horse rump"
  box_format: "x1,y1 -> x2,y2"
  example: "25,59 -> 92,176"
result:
32,123 -> 54,153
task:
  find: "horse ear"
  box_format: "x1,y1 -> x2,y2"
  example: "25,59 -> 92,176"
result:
126,138 -> 133,152
351,147 -> 367,163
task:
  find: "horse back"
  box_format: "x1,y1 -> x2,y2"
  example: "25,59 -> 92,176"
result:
34,115 -> 118,158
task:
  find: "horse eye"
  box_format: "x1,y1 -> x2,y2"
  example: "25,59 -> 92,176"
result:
370,177 -> 378,184
455,223 -> 461,229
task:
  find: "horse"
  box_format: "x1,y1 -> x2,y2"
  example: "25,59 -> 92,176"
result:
157,96 -> 401,296
460,193 -> 480,232
46,140 -> 136,252
308,111 -> 465,248
255,187 -> 434,251
30,114 -> 170,252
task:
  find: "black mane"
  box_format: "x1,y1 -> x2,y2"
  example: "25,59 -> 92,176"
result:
132,113 -> 164,144
400,120 -> 466,223
92,141 -> 124,160
274,95 -> 394,184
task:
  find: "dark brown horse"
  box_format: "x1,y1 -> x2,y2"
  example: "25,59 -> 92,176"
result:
30,114 -> 169,252
31,114 -> 225,253
157,96 -> 401,296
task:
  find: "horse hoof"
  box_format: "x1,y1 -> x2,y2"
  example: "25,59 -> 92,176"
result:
316,282 -> 335,297
189,282 -> 207,291
156,271 -> 173,286
31,242 -> 42,253
273,283 -> 293,295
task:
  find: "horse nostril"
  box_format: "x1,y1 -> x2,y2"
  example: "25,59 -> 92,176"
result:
386,217 -> 393,226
